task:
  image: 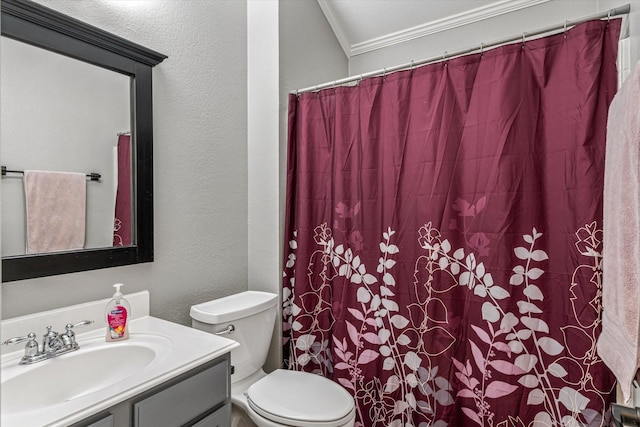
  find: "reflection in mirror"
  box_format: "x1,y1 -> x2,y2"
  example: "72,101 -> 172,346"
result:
1,36 -> 132,257
1,0 -> 166,282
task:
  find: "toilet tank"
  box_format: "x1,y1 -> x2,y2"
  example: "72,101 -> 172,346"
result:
190,291 -> 278,383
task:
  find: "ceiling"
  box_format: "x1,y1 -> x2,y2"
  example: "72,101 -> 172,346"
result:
317,0 -> 549,57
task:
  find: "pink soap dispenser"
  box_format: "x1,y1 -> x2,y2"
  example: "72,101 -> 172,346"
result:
105,283 -> 131,341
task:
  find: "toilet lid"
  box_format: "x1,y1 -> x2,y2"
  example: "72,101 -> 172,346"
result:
247,369 -> 355,427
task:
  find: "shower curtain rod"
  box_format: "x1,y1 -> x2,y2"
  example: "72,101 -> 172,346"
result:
294,3 -> 630,94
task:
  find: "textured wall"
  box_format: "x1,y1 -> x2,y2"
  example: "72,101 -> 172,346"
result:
1,0 -> 249,325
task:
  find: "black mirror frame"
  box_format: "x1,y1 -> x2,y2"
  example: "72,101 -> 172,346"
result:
1,0 -> 167,282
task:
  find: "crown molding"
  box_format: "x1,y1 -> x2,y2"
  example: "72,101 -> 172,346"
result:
337,0 -> 551,57
317,0 -> 352,57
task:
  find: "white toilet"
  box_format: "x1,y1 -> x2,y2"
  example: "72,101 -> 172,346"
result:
190,291 -> 356,427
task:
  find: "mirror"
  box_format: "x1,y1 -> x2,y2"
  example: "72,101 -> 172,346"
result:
1,0 -> 167,282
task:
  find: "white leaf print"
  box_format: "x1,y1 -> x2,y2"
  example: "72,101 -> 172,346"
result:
439,257 -> 449,269
296,334 -> 316,351
335,244 -> 344,254
385,375 -> 401,393
357,287 -> 371,303
538,337 -> 564,356
406,373 -> 418,388
476,262 -> 485,277
339,264 -> 349,277
289,239 -> 297,249
387,244 -> 400,254
523,284 -> 544,301
561,416 -> 581,427
534,412 -> 552,426
292,321 -> 303,331
454,248 -> 465,260
483,273 -> 494,287
404,351 -> 422,370
501,312 -> 519,332
482,302 -> 500,323
383,272 -> 396,286
380,286 -> 395,297
474,285 -> 487,297
508,340 -> 524,354
515,354 -> 538,373
397,333 -> 411,346
435,376 -> 452,391
517,301 -> 543,314
523,234 -> 533,244
393,400 -> 409,415
298,353 -> 311,366
548,362 -> 568,378
379,242 -> 388,253
383,357 -> 395,370
352,255 -> 361,268
385,259 -> 396,269
518,374 -> 539,388
530,249 -> 548,261
559,387 -> 590,411
510,273 -> 524,286
291,303 -> 301,316
363,273 -> 377,285
350,274 -> 362,284
517,329 -> 532,340
489,286 -> 510,300
441,239 -> 451,253
527,389 -> 545,405
406,392 -> 417,409
460,272 -> 471,287
521,316 -> 549,333
451,263 -> 460,275
391,314 -> 410,329
434,390 -> 454,405
379,329 -> 391,344
514,247 -> 530,260
527,268 -> 544,280
380,345 -> 391,356
382,299 -> 400,312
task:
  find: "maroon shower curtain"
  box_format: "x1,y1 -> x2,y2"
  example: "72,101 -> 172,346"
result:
283,20 -> 621,427
113,134 -> 131,247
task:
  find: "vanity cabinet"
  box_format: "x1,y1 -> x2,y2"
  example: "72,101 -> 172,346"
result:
71,354 -> 231,427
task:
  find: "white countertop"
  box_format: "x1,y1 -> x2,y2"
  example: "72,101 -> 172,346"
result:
1,315 -> 238,427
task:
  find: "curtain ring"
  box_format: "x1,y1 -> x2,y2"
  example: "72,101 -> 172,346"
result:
563,20 -> 568,39
383,68 -> 387,80
521,33 -> 526,50
410,60 -> 415,70
607,10 -> 611,22
480,43 -> 484,57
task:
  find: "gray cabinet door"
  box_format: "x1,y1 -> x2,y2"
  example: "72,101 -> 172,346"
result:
84,414 -> 114,427
191,405 -> 231,427
133,361 -> 228,427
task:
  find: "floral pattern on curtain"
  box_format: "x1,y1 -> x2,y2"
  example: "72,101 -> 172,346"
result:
283,20 -> 621,427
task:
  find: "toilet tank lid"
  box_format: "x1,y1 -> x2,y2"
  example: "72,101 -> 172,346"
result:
190,291 -> 278,324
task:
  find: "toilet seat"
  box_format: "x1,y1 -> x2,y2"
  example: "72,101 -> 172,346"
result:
247,369 -> 355,427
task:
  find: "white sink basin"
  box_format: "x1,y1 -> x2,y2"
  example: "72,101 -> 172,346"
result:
1,334 -> 170,415
1,316 -> 239,427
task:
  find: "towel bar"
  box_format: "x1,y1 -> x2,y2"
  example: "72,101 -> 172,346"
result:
612,403 -> 640,426
1,166 -> 101,182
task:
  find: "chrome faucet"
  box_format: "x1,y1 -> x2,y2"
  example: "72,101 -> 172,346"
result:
2,320 -> 94,365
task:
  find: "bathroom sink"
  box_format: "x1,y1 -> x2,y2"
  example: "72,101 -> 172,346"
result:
1,333 -> 171,415
1,314 -> 238,427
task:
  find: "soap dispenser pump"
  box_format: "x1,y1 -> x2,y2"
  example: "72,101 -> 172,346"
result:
105,283 -> 131,341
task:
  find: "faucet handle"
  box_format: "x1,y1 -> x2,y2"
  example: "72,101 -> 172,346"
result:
61,320 -> 94,347
2,332 -> 39,357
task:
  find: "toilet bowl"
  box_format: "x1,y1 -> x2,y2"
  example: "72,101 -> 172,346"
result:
190,291 -> 356,427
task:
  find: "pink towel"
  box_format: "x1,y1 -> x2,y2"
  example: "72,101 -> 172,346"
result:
597,60 -> 640,403
24,170 -> 87,254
